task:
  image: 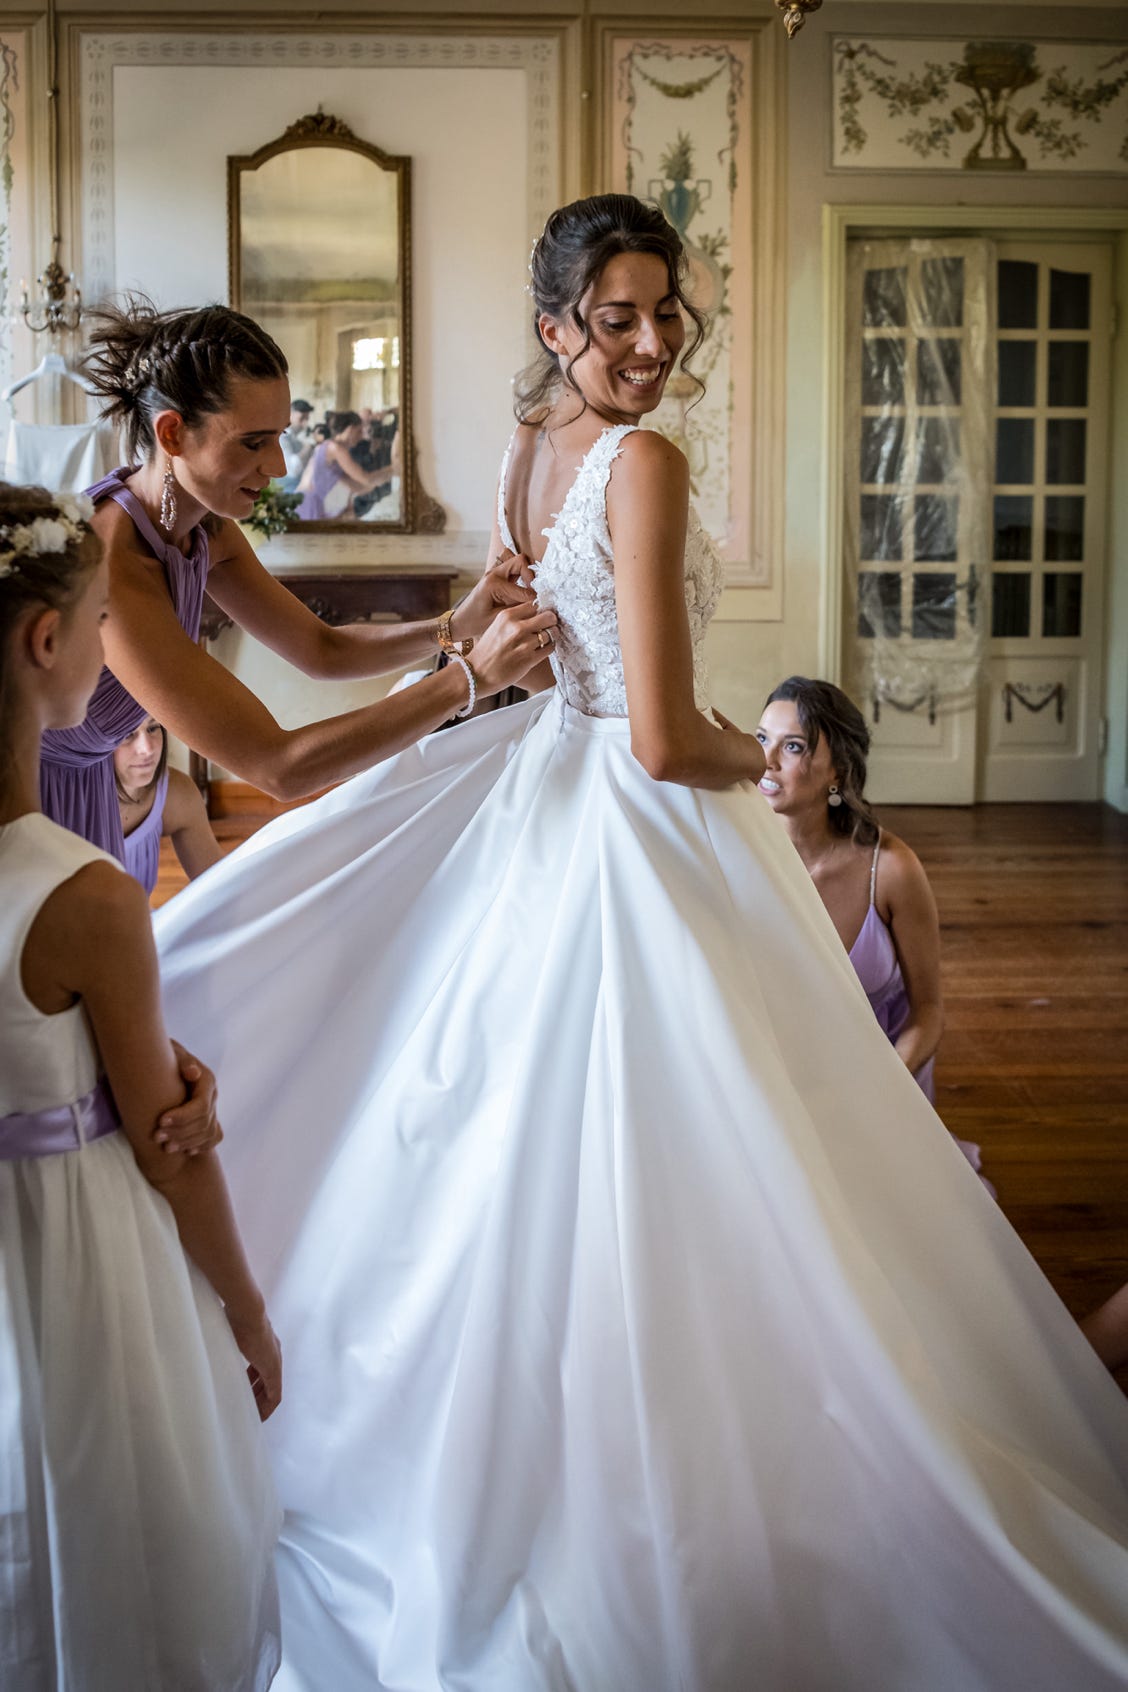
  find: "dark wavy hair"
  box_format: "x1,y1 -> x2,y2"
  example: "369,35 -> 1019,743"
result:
0,482 -> 101,800
82,295 -> 288,461
327,410 -> 362,436
764,677 -> 880,847
515,193 -> 707,423
114,719 -> 169,805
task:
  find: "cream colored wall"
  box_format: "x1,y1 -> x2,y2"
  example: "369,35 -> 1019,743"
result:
1105,232 -> 1128,812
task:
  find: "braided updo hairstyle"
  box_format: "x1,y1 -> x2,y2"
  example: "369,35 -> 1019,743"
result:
764,677 -> 880,848
516,193 -> 707,424
81,296 -> 288,462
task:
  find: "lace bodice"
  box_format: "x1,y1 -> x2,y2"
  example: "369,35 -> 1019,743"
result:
498,424 -> 725,718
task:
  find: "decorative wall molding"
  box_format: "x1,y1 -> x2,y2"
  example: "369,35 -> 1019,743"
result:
253,527 -> 493,570
832,36 -> 1128,174
69,25 -> 560,566
599,20 -> 785,599
76,28 -> 561,311
0,32 -> 21,409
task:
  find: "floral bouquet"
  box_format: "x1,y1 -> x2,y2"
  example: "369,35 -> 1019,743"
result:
245,483 -> 303,540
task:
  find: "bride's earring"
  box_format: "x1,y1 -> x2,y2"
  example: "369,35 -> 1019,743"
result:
159,456 -> 178,534
827,784 -> 843,808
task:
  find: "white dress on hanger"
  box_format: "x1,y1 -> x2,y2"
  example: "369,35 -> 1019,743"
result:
3,419 -> 118,492
155,425 -> 1128,1692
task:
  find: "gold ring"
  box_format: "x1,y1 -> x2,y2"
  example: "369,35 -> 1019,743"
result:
537,629 -> 551,650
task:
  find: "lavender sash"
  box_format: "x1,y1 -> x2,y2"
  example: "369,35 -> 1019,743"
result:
0,1077 -> 121,1162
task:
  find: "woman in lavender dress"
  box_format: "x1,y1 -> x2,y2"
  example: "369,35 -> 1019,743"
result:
295,410 -> 390,520
115,717 -> 221,897
40,299 -> 556,862
756,676 -> 993,1189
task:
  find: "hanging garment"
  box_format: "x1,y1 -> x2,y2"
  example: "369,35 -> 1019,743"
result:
3,419 -> 119,493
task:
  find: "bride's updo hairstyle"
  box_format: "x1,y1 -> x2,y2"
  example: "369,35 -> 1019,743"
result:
516,193 -> 707,423
764,677 -> 880,848
83,296 -> 288,463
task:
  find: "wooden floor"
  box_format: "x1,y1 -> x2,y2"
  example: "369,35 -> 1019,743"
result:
154,800 -> 1128,1328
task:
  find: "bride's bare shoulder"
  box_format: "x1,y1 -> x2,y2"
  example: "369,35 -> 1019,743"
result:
608,429 -> 689,515
614,428 -> 688,485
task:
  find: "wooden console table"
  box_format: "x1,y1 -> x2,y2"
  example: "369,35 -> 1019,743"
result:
193,567 -> 459,804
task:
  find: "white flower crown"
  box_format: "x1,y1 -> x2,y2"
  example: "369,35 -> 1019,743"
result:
0,493 -> 95,580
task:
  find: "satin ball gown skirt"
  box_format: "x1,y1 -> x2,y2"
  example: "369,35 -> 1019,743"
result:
155,694 -> 1128,1692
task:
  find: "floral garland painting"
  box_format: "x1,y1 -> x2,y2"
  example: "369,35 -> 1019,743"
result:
0,36 -> 20,405
610,37 -> 757,578
833,37 -> 1128,173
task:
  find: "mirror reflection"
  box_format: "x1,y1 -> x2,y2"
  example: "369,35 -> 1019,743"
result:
231,120 -> 411,527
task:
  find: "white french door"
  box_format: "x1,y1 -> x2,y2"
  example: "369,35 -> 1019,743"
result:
842,236 -> 1112,804
980,242 -> 1111,801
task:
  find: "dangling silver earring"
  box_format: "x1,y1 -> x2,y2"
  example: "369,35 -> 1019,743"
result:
159,456 -> 177,534
827,784 -> 843,808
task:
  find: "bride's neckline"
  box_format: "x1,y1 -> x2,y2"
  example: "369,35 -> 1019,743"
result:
500,422 -> 635,570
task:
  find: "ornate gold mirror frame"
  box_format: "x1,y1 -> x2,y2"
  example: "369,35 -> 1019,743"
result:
228,110 -> 443,534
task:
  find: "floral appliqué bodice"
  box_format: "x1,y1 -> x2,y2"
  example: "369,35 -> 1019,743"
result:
498,424 -> 725,718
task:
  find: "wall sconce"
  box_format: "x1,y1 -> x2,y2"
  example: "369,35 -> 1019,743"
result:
19,0 -> 85,336
19,248 -> 83,336
775,0 -> 822,38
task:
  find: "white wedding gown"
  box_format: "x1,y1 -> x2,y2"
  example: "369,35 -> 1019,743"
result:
156,426 -> 1128,1691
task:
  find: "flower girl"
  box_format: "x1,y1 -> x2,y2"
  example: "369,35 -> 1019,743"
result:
0,482 -> 281,1690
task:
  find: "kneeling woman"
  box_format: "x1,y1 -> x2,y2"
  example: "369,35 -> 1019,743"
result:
115,717 -> 221,896
756,675 -> 992,1189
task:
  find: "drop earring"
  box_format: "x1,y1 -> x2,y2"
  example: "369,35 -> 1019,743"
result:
159,456 -> 178,534
827,784 -> 843,808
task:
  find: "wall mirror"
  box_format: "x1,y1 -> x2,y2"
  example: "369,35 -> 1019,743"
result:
228,111 -> 442,533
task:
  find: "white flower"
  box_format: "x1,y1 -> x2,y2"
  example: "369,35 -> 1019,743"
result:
0,504 -> 90,576
56,493 -> 95,524
29,517 -> 70,554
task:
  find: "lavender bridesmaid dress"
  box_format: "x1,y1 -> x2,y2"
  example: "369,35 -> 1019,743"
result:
122,766 -> 170,897
39,468 -> 208,862
850,832 -> 994,1191
295,441 -> 348,520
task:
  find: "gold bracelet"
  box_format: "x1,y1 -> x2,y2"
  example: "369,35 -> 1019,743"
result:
436,607 -> 474,658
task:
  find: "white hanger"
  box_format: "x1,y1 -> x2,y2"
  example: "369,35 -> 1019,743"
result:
2,350 -> 97,405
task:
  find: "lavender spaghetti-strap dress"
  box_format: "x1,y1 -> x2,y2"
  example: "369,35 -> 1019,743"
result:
39,468 -> 209,862
296,441 -> 347,520
850,833 -> 994,1192
122,766 -> 170,897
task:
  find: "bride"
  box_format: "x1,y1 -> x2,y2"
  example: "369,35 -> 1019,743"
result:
156,195 -> 1128,1691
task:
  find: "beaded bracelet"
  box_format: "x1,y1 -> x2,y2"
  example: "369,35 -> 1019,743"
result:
448,652 -> 478,718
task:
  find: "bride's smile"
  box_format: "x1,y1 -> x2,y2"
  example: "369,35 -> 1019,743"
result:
538,249 -> 686,426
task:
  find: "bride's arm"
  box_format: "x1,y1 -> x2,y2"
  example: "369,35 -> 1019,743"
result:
609,432 -> 766,790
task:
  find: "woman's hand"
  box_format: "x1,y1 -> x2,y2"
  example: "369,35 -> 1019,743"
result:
155,1042 -> 224,1156
453,549 -> 537,640
712,709 -> 768,784
472,599 -> 558,695
226,1304 -> 283,1421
